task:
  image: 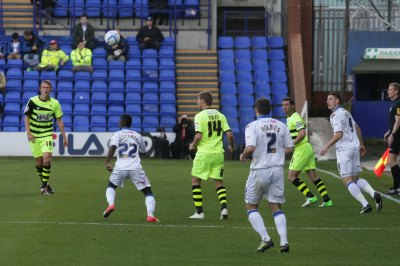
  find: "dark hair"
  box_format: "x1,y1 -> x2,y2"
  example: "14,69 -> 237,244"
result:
23,30 -> 33,36
80,14 -> 88,19
120,114 -> 132,127
11,32 -> 19,40
328,92 -> 342,103
282,97 -> 295,105
255,97 -> 271,115
198,90 -> 213,106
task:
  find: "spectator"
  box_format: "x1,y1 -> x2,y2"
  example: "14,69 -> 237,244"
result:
0,70 -> 6,95
170,114 -> 195,159
70,39 -> 93,73
150,0 -> 168,26
105,30 -> 129,62
7,32 -> 22,60
21,30 -> 45,70
0,44 -> 4,59
31,0 -> 55,25
72,15 -> 96,50
136,17 -> 164,51
37,40 -> 69,71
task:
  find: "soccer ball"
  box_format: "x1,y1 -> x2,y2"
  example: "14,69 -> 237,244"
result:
104,30 -> 120,46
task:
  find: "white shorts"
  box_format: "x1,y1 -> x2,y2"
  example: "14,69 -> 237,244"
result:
245,167 -> 285,204
109,169 -> 151,190
336,149 -> 362,178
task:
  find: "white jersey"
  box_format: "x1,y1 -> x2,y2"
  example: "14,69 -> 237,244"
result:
110,128 -> 146,171
245,117 -> 293,170
329,107 -> 359,151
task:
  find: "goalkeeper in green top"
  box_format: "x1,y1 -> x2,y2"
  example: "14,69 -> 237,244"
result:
188,90 -> 235,219
282,97 -> 333,207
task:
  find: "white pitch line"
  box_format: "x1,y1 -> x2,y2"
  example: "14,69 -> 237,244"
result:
0,221 -> 399,231
317,168 -> 400,204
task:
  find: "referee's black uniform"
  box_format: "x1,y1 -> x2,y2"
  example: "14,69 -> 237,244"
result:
388,97 -> 400,191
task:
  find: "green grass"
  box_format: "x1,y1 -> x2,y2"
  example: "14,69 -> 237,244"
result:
0,157 -> 399,265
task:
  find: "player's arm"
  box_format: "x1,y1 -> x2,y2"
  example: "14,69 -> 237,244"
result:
355,124 -> 366,156
189,132 -> 202,151
226,130 -> 235,152
294,128 -> 306,145
320,131 -> 342,156
240,145 -> 256,162
56,117 -> 68,147
388,114 -> 400,145
24,116 -> 35,143
105,145 -> 117,172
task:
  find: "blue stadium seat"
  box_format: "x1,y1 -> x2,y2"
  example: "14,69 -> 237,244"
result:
227,117 -> 240,133
108,60 -> 125,70
125,69 -> 141,81
128,46 -> 141,59
217,36 -> 234,49
108,80 -> 125,92
63,59 -> 73,70
219,71 -> 236,83
91,91 -> 107,104
159,104 -> 176,116
6,68 -> 22,79
61,103 -> 73,115
238,95 -> 254,107
255,93 -> 271,102
221,107 -> 238,119
69,0 -> 85,17
73,115 -> 90,132
91,103 -> 107,116
108,92 -> 125,106
253,71 -> 270,84
107,115 -> 121,129
73,103 -> 90,115
269,49 -> 285,61
143,58 -> 158,70
237,82 -> 254,95
270,71 -> 287,83
159,70 -> 175,81
5,91 -> 21,103
119,0 -> 135,18
86,0 -> 101,17
143,104 -> 158,115
238,107 -> 255,120
126,105 -> 142,116
125,92 -> 142,104
102,0 -> 117,17
58,69 -> 73,81
3,126 -> 20,132
220,82 -> 236,94
236,60 -> 252,72
220,94 -> 237,107
160,92 -> 176,104
184,0 -> 200,18
272,106 -> 286,117
92,58 -> 108,70
74,72 -> 91,81
91,81 -> 108,92
159,46 -> 175,58
271,83 -> 288,95
57,91 -> 73,104
271,93 -> 288,106
125,81 -> 142,93
23,80 -> 40,91
92,70 -> 108,82
251,36 -> 267,49
239,118 -> 254,132
109,69 -> 125,81
142,48 -> 158,58
23,70 -> 39,80
236,71 -> 253,83
219,60 -> 235,71
6,80 -> 22,92
74,80 -> 91,92
22,91 -> 38,103
3,115 -> 20,127
90,115 -> 106,127
62,115 -> 72,128
92,48 -> 107,59
53,0 -> 69,17
159,58 -> 175,70
143,115 -> 159,128
135,0 -> 149,18
255,83 -> 271,95
268,36 -> 285,48
40,71 -> 57,81
108,105 -> 125,115
163,37 -> 175,47
234,36 -> 250,49
160,116 -> 176,129
269,61 -> 286,72
159,81 -> 175,92
235,49 -> 251,61
218,49 -> 234,60
0,59 -> 6,70
168,0 -> 184,17
251,49 -> 268,61
143,82 -> 158,92
143,92 -> 158,104
253,61 -> 269,72
126,59 -> 141,70
74,91 -> 90,103
7,59 -> 23,69
4,102 -> 20,115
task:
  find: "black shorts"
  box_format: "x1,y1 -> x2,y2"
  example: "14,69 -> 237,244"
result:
389,136 -> 400,155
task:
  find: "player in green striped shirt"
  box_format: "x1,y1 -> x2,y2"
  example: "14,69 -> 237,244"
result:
24,80 -> 68,195
188,90 -> 235,219
282,97 -> 333,207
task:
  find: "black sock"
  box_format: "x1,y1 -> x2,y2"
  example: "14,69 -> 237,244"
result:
391,165 -> 400,188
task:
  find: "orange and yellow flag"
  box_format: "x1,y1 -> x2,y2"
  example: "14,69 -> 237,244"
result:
374,148 -> 390,178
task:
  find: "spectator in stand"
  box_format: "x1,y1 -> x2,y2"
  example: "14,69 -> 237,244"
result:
0,70 -> 6,95
72,15 -> 96,50
21,30 -> 45,70
31,0 -> 56,25
105,30 -> 129,62
136,16 -> 164,51
70,39 -> 93,73
0,44 -> 4,59
7,32 -> 22,60
170,114 -> 195,159
37,40 -> 69,71
150,0 -> 168,26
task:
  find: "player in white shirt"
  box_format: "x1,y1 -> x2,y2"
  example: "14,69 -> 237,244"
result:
240,98 -> 294,253
320,92 -> 382,213
102,114 -> 159,222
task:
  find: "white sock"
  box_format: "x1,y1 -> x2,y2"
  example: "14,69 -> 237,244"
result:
106,187 -> 116,205
356,178 -> 375,198
248,210 -> 270,242
347,182 -> 369,207
273,210 -> 288,246
145,195 -> 156,217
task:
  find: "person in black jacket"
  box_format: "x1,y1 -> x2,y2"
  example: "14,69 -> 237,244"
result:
22,30 -> 45,69
72,15 -> 96,50
136,17 -> 164,51
150,0 -> 168,25
170,115 -> 195,159
105,30 -> 129,62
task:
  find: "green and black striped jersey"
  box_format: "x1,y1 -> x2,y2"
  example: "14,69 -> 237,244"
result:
24,96 -> 63,138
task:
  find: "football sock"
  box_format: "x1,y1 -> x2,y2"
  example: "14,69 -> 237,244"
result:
347,182 -> 369,207
42,165 -> 51,188
192,185 -> 203,214
248,210 -> 270,242
145,195 -> 156,217
355,178 -> 375,198
216,186 -> 227,210
313,178 -> 331,202
390,165 -> 400,188
36,166 -> 43,182
292,178 -> 314,198
273,210 -> 288,246
106,187 -> 116,205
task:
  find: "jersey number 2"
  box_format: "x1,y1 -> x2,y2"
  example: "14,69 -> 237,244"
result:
119,143 -> 138,158
266,132 -> 276,153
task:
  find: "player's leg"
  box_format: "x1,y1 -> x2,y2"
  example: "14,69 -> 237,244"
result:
39,136 -> 55,194
306,169 -> 332,207
104,181 -> 117,218
29,139 -> 46,194
269,203 -> 289,253
388,140 -> 400,194
189,152 -> 208,218
141,187 -> 159,222
211,153 -> 228,219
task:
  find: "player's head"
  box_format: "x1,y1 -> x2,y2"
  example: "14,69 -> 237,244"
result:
327,92 -> 341,110
119,114 -> 132,128
282,97 -> 295,116
197,90 -> 213,109
255,97 -> 271,116
39,80 -> 52,98
388,82 -> 400,100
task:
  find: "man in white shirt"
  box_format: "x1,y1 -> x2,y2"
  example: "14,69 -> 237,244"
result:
240,97 -> 294,253
103,114 -> 159,222
320,92 -> 382,213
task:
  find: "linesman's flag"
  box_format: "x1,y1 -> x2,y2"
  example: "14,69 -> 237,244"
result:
374,148 -> 390,178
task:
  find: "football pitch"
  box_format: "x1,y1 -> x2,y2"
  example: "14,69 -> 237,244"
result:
0,157 -> 399,265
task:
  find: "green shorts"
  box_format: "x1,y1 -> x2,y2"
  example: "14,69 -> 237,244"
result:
29,135 -> 54,158
289,142 -> 316,171
191,152 -> 224,180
